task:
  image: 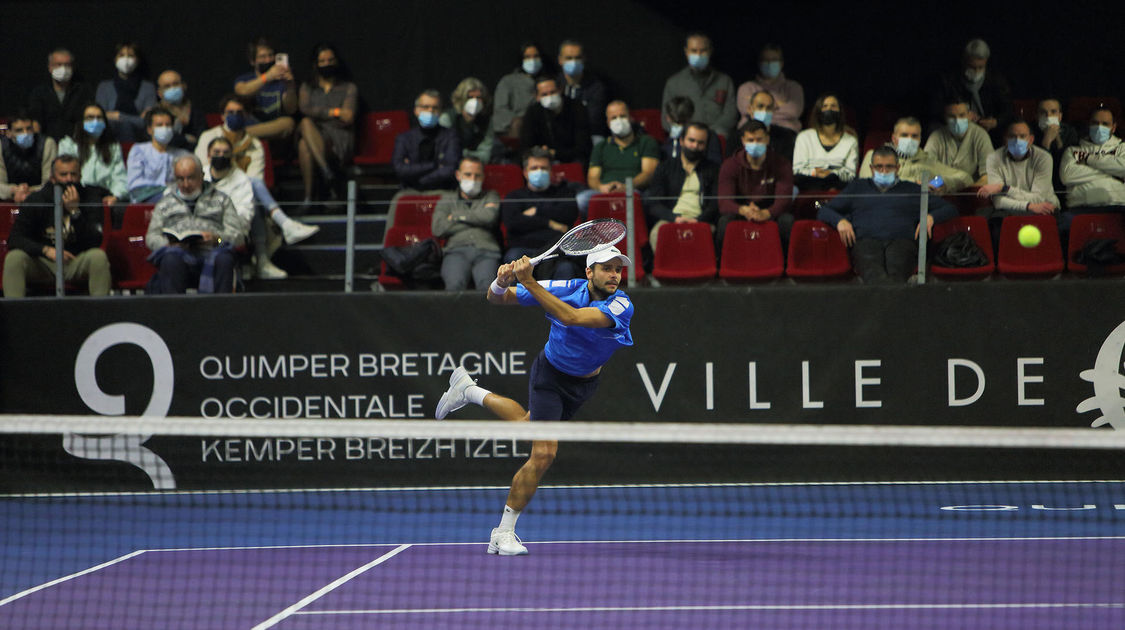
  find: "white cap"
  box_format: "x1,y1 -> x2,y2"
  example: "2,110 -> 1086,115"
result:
586,245 -> 632,269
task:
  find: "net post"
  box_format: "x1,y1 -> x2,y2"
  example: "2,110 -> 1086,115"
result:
344,179 -> 357,293
916,171 -> 929,285
625,177 -> 636,285
53,184 -> 64,297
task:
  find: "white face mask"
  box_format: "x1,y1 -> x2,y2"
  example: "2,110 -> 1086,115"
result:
51,65 -> 73,83
964,68 -> 985,83
459,178 -> 482,197
669,124 -> 684,139
463,97 -> 483,116
1038,115 -> 1060,130
539,93 -> 562,111
896,136 -> 920,157
116,56 -> 138,75
609,117 -> 632,138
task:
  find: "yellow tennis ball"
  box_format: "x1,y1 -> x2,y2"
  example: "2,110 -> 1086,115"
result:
1018,224 -> 1041,248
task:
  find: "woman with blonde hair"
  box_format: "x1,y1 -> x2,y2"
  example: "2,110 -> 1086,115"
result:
441,77 -> 498,163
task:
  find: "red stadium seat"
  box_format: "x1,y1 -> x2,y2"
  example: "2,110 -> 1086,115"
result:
632,108 -> 666,143
996,215 -> 1064,276
354,111 -> 410,166
378,224 -> 432,289
105,203 -> 157,290
792,189 -> 839,221
719,220 -> 784,280
652,223 -> 716,282
389,194 -> 440,229
1067,213 -> 1125,275
929,215 -> 994,278
1067,97 -> 1122,126
865,104 -> 900,135
786,219 -> 852,278
205,113 -> 222,128
120,141 -> 134,162
1012,98 -> 1038,123
587,192 -> 647,280
483,164 -> 524,197
551,162 -> 585,186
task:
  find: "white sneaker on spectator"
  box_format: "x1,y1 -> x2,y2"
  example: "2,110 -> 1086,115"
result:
281,220 -> 320,245
435,366 -> 475,419
257,259 -> 288,280
488,528 -> 528,555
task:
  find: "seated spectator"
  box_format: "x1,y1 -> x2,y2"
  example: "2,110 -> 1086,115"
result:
924,98 -> 993,184
556,39 -> 609,140
931,38 -> 1013,145
736,43 -> 805,132
502,147 -> 580,280
1060,107 -> 1125,228
440,77 -> 499,164
155,70 -> 206,150
579,100 -> 661,212
127,107 -> 187,202
661,96 -> 723,164
976,121 -> 1059,241
28,48 -> 94,141
818,146 -> 957,284
859,117 -> 973,193
145,155 -> 247,294
716,119 -> 794,256
3,155 -> 111,297
95,42 -> 156,143
743,90 -> 796,160
297,43 -> 358,204
1036,97 -> 1080,201
58,103 -> 127,204
793,93 -> 858,191
393,90 -> 460,191
662,32 -> 737,139
1,112 -> 59,202
646,122 -> 720,251
493,42 -> 545,141
519,76 -> 591,165
432,157 -> 501,291
233,36 -> 297,142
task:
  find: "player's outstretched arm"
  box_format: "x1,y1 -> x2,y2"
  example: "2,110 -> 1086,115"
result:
512,257 -> 612,328
486,261 -> 521,305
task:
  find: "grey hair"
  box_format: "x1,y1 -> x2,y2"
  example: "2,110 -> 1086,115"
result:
174,153 -> 204,175
450,77 -> 489,112
964,38 -> 990,60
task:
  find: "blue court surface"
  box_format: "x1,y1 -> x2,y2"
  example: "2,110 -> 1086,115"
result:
2,481 -> 1123,628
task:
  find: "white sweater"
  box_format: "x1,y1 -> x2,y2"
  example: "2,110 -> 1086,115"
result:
1060,135 -> 1125,208
985,145 -> 1059,211
792,129 -> 858,181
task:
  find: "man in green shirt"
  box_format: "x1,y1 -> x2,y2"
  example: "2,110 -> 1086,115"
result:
578,100 -> 660,214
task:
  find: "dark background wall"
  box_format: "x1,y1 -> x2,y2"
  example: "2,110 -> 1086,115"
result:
2,0 -> 1121,130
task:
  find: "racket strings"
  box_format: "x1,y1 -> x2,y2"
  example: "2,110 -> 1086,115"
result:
559,221 -> 626,255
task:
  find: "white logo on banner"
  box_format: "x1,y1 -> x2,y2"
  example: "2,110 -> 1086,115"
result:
68,322 -> 177,488
1076,320 -> 1125,429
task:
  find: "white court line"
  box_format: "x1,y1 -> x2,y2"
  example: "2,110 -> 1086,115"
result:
0,550 -> 146,607
294,602 -> 1125,616
249,544 -> 410,630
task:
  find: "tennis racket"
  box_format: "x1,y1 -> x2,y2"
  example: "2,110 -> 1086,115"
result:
527,218 -> 626,266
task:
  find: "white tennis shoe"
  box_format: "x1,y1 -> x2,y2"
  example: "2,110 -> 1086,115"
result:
488,527 -> 528,555
435,366 -> 475,419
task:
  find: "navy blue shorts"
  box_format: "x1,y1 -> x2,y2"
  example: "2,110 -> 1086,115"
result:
528,351 -> 600,421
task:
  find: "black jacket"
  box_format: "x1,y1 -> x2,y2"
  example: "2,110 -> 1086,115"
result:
28,81 -> 94,141
502,184 -> 579,249
519,98 -> 592,165
646,155 -> 720,225
9,182 -> 108,256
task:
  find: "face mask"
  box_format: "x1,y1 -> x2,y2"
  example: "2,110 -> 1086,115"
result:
669,124 -> 684,139
896,137 -> 920,157
609,117 -> 632,138
115,56 -> 137,75
211,155 -> 232,171
161,85 -> 184,104
317,64 -> 338,78
1006,138 -> 1030,159
1038,115 -> 1060,130
818,110 -> 840,126
176,187 -> 201,202
687,53 -> 709,71
759,61 -> 782,78
256,61 -> 274,75
51,65 -> 73,83
562,60 -> 583,77
743,142 -> 766,159
14,133 -> 35,149
752,110 -> 773,127
1090,125 -> 1112,144
418,111 -> 438,128
152,126 -> 174,145
682,147 -> 705,163
224,112 -> 246,132
459,178 -> 482,196
527,168 -> 551,190
964,68 -> 985,83
83,119 -> 106,138
522,57 -> 542,75
539,93 -> 562,111
463,97 -> 483,116
947,117 -> 969,136
872,170 -> 897,187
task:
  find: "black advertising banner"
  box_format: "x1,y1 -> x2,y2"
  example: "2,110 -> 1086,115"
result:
1,281 -> 1123,490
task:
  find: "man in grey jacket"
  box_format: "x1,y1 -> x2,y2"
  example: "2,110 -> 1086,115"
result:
661,33 -> 738,140
432,156 -> 501,291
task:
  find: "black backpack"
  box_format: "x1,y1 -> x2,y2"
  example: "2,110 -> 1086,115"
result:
1073,238 -> 1125,276
931,231 -> 988,268
381,238 -> 443,286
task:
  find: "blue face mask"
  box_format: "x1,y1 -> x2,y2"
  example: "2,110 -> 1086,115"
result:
527,168 -> 551,190
759,60 -> 782,78
162,86 -> 184,104
562,60 -> 583,77
752,110 -> 773,127
1090,124 -> 1112,144
947,117 -> 969,136
872,170 -> 897,187
896,137 -> 920,157
83,119 -> 106,138
14,132 -> 34,149
743,142 -> 767,159
522,57 -> 542,75
418,111 -> 438,129
1007,137 -> 1030,159
224,112 -> 246,132
687,53 -> 709,71
152,126 -> 174,145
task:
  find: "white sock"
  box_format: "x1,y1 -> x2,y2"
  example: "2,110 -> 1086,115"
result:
498,505 -> 520,531
269,208 -> 291,228
465,385 -> 489,406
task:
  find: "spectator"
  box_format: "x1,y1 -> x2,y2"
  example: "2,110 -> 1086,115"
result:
662,32 -> 738,139
493,42 -> 545,141
976,121 -> 1059,238
744,90 -> 796,161
145,155 -> 247,294
154,70 -> 206,150
3,155 -> 111,297
716,119 -> 794,256
793,93 -> 858,191
28,48 -> 94,141
502,146 -> 580,280
58,103 -> 127,204
932,38 -> 1012,144
94,42 -> 156,142
393,90 -> 460,191
556,39 -> 609,140
646,122 -> 720,251
818,145 -> 957,284
1059,107 -> 1125,227
1,112 -> 59,202
440,77 -> 499,164
233,36 -> 297,142
661,96 -> 723,164
1036,97 -> 1080,201
859,117 -> 973,193
924,98 -> 993,184
519,76 -> 592,165
127,107 -> 187,202
736,43 -> 805,132
580,100 -> 661,213
432,157 -> 501,291
297,43 -> 358,204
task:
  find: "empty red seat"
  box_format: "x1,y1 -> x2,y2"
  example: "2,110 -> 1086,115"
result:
483,164 -> 524,197
719,220 -> 784,280
652,222 -> 716,281
1067,213 -> 1125,275
551,162 -> 585,186
389,194 -> 440,228
632,108 -> 666,143
354,111 -> 411,166
786,219 -> 852,278
588,192 -> 647,279
996,214 -> 1064,275
1067,97 -> 1122,126
105,203 -> 157,290
929,215 -> 994,278
1011,98 -> 1038,123
378,224 -> 432,289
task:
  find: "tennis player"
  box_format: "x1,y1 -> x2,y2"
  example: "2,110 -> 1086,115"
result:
435,247 -> 635,555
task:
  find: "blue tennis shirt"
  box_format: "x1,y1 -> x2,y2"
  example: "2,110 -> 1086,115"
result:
516,279 -> 634,377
